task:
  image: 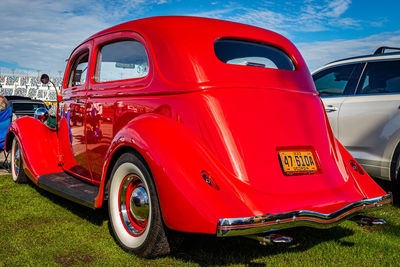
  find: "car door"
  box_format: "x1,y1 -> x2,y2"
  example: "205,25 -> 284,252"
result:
313,63 -> 362,136
338,60 -> 400,179
59,41 -> 93,182
86,32 -> 152,182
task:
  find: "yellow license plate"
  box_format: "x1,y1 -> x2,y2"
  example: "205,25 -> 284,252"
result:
279,151 -> 318,175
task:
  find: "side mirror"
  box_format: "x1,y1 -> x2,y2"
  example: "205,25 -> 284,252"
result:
40,74 -> 50,85
34,107 -> 49,122
40,73 -> 60,130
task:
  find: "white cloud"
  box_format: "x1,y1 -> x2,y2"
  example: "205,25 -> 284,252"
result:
299,0 -> 359,29
0,0 -> 111,74
193,0 -> 359,38
325,0 -> 351,17
228,9 -> 294,37
0,0 -> 396,78
297,31 -> 400,71
0,0 -> 167,75
302,0 -> 351,19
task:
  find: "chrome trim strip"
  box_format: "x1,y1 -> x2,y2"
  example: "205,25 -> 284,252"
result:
217,194 -> 392,237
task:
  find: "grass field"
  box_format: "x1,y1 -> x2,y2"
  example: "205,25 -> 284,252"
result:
1,174 -> 400,266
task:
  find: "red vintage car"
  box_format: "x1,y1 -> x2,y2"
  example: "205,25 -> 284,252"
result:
6,16 -> 391,258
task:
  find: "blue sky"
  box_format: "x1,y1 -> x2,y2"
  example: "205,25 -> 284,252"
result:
0,0 -> 399,76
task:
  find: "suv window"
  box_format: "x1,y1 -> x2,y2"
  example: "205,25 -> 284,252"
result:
68,51 -> 89,87
96,40 -> 149,83
358,60 -> 400,94
313,64 -> 359,97
214,39 -> 295,71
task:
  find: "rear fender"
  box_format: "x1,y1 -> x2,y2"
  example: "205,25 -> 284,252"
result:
96,114 -> 252,234
337,139 -> 387,199
5,117 -> 63,182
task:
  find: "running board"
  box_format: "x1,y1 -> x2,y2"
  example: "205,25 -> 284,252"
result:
38,172 -> 99,208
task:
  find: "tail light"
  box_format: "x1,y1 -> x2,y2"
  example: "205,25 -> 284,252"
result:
201,170 -> 220,190
349,160 -> 364,175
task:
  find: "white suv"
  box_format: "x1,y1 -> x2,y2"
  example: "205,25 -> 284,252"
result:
312,46 -> 400,185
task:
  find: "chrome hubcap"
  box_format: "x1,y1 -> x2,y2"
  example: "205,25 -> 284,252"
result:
129,186 -> 149,223
119,174 -> 149,236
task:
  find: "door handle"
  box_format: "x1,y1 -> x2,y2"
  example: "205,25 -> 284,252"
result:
325,105 -> 338,112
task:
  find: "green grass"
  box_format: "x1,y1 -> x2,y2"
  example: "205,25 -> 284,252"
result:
1,174 -> 400,266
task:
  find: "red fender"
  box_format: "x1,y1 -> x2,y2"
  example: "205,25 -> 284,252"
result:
97,114 -> 260,234
337,139 -> 386,199
96,113 -> 388,234
96,114 -> 388,235
6,117 -> 63,182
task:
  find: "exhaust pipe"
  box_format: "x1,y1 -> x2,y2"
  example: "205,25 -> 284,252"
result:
353,214 -> 386,226
247,233 -> 293,246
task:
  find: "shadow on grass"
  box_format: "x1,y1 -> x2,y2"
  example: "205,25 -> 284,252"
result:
26,177 -> 360,265
27,179 -> 108,226
21,176 -> 398,265
170,227 -> 355,266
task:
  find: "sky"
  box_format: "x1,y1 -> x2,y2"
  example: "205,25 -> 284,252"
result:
0,0 -> 399,77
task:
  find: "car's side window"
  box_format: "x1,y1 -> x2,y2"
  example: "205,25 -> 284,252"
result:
313,63 -> 359,97
95,40 -> 149,83
67,51 -> 89,88
357,60 -> 400,95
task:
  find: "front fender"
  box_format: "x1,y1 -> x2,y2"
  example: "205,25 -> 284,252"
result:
6,117 -> 63,182
99,114 -> 255,234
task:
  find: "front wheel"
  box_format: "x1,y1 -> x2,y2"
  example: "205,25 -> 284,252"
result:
11,137 -> 27,184
108,152 -> 173,258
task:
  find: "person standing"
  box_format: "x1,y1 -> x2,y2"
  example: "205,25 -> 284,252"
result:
0,96 -> 8,112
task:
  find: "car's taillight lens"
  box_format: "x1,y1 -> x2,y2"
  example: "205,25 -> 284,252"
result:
201,170 -> 220,190
349,160 -> 364,175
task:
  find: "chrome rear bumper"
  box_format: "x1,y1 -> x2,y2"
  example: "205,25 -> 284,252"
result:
217,194 -> 392,237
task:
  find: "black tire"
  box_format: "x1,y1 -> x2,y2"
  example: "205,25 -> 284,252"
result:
395,154 -> 400,185
11,137 -> 28,184
391,143 -> 400,184
108,152 -> 173,258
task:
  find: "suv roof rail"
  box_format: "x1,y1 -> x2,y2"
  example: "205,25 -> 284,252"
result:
374,46 -> 400,55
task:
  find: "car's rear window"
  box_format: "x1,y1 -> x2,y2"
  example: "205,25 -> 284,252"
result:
214,39 -> 295,71
13,103 -> 46,111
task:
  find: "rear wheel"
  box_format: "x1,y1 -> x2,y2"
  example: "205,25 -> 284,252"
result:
395,155 -> 400,184
392,142 -> 400,183
11,138 -> 27,183
108,152 -> 173,258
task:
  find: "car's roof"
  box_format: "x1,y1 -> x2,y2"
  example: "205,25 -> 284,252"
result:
70,16 -> 316,94
84,16 -> 289,44
5,96 -> 31,101
5,96 -> 45,104
312,50 -> 400,74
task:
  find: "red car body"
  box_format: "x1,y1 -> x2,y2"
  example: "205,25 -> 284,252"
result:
6,16 -> 390,256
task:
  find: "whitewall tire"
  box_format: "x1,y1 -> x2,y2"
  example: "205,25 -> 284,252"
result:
11,138 -> 27,184
108,152 -> 172,258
